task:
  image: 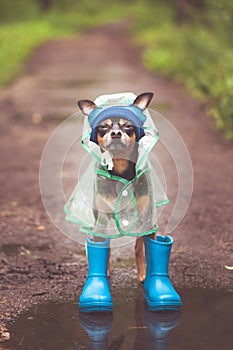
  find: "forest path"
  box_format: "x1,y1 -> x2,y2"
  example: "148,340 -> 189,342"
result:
0,22 -> 232,335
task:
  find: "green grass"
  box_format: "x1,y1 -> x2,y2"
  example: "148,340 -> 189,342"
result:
0,4 -> 131,86
0,20 -> 65,86
0,18 -> 73,86
132,3 -> 233,139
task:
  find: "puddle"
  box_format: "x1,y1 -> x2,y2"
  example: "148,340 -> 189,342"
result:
3,289 -> 232,350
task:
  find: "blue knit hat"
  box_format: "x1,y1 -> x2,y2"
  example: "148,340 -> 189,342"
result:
88,105 -> 146,143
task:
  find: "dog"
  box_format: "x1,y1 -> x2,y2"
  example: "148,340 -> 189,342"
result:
78,92 -> 156,282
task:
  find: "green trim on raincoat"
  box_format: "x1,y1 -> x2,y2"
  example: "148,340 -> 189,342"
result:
64,92 -> 169,239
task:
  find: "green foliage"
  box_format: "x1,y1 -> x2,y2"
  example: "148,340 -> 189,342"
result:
201,0 -> 233,45
133,1 -> 233,139
0,1 -> 131,86
0,19 -> 71,86
0,0 -> 40,22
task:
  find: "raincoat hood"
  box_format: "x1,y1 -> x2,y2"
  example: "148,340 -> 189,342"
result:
64,92 -> 169,239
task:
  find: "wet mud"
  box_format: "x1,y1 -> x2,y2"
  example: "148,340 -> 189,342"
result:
3,289 -> 233,350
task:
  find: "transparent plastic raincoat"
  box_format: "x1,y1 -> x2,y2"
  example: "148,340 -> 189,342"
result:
64,93 -> 169,239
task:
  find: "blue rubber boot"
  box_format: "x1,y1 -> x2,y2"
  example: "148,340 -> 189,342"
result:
144,308 -> 181,350
79,312 -> 113,350
144,235 -> 182,311
79,238 -> 113,313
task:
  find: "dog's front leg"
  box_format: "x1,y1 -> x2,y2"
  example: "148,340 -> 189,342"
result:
135,237 -> 146,282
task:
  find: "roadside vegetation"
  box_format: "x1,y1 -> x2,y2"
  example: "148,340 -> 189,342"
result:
132,1 -> 233,139
0,0 -> 130,86
0,0 -> 232,139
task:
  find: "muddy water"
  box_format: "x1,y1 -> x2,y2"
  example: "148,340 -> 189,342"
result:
3,289 -> 232,350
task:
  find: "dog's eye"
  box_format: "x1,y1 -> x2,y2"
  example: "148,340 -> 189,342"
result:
99,124 -> 109,131
123,123 -> 134,130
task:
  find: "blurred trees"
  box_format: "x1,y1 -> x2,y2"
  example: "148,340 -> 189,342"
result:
172,0 -> 232,44
135,0 -> 233,138
0,0 -> 40,22
39,0 -> 52,11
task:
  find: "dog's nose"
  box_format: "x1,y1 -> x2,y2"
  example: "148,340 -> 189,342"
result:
111,130 -> 122,139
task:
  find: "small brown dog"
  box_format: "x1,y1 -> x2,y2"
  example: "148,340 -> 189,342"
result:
78,92 -> 156,282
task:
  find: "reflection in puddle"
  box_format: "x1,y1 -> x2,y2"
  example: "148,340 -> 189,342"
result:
80,306 -> 180,350
3,289 -> 233,350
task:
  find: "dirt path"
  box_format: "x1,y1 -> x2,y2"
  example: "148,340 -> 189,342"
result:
0,22 -> 232,342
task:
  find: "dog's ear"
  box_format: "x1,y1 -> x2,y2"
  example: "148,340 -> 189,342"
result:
77,100 -> 97,116
133,92 -> 154,110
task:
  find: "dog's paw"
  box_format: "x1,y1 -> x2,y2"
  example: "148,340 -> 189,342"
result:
138,269 -> 146,283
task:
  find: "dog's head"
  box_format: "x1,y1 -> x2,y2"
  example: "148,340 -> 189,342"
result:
78,93 -> 153,154
94,117 -> 137,154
